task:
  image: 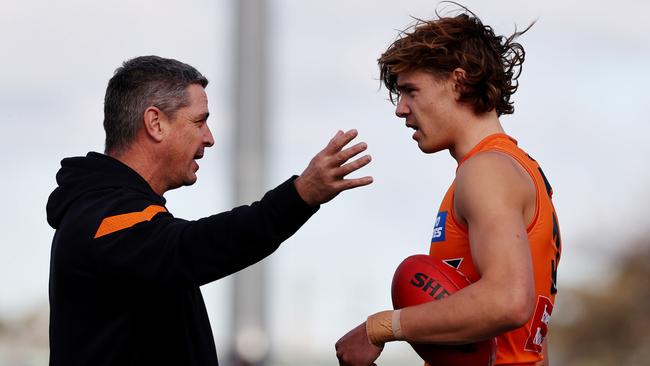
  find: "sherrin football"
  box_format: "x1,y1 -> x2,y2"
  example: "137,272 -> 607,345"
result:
391,255 -> 496,366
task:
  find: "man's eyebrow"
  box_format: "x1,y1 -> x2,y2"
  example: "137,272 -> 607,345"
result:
193,111 -> 210,121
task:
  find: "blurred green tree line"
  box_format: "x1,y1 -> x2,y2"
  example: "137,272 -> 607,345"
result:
550,238 -> 650,365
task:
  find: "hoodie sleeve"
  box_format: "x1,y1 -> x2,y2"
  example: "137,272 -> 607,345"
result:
86,176 -> 319,289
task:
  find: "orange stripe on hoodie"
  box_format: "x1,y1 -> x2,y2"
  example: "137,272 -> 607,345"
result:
94,205 -> 167,239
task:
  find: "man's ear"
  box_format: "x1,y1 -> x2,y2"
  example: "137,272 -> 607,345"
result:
451,68 -> 467,101
143,106 -> 165,143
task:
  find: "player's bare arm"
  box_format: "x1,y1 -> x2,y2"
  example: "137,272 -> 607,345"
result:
398,151 -> 537,343
335,151 -> 537,365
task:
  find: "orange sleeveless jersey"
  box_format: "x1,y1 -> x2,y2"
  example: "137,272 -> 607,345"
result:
428,134 -> 561,365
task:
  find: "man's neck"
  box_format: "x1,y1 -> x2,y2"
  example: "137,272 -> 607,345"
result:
108,144 -> 167,196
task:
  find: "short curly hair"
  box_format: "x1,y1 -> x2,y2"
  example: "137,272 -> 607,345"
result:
379,4 -> 533,116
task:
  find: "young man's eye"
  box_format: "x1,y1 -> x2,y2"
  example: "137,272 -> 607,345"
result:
397,89 -> 415,98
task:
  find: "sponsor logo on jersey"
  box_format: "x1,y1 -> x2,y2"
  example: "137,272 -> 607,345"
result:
431,211 -> 447,243
524,295 -> 554,352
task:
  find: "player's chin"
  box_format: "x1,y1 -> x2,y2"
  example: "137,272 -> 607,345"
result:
418,140 -> 443,154
418,143 -> 437,154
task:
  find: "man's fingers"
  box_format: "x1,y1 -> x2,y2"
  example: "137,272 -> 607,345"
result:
338,155 -> 372,177
325,129 -> 358,154
339,176 -> 374,191
333,142 -> 368,166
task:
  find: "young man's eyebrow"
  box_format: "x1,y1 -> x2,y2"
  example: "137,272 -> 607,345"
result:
396,82 -> 417,91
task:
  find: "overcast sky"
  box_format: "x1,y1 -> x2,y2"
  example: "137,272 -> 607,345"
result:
1,0 -> 649,360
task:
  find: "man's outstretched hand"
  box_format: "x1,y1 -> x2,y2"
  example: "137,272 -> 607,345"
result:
295,129 -> 373,205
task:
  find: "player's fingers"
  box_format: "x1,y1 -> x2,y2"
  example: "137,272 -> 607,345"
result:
324,129 -> 358,154
332,142 -> 368,166
337,154 -> 372,177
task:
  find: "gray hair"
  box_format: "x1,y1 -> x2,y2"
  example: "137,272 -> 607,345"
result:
103,55 -> 209,154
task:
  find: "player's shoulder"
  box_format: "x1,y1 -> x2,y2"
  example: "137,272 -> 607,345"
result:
458,150 -> 532,186
455,150 -> 535,208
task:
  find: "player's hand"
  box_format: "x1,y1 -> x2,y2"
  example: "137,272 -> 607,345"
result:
335,322 -> 383,366
294,129 -> 373,205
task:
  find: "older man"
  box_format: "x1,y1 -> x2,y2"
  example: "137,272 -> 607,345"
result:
47,55 -> 372,366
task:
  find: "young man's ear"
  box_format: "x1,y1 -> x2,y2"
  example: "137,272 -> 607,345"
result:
142,106 -> 165,142
451,68 -> 467,101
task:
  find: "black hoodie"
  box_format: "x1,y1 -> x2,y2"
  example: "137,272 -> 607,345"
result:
46,152 -> 318,366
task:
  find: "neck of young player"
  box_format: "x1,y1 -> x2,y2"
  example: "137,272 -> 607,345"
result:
449,109 -> 505,164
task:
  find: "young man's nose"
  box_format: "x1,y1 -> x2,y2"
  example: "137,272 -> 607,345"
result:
395,99 -> 410,118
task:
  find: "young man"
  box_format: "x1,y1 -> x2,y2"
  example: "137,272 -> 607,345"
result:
47,55 -> 373,366
336,7 -> 561,366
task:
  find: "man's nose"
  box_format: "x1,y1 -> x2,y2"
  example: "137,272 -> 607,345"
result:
204,125 -> 215,147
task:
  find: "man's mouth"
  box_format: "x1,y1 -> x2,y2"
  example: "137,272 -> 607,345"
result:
406,123 -> 419,131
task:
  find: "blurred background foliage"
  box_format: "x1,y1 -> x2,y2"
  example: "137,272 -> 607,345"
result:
550,236 -> 650,366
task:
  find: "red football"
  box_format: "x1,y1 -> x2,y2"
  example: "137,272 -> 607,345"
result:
391,255 -> 496,366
